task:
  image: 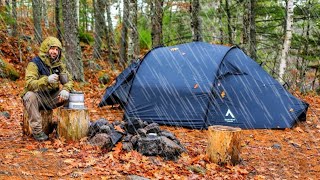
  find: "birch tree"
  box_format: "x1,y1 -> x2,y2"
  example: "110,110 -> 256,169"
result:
32,0 -> 42,44
191,0 -> 202,41
119,0 -> 129,68
278,0 -> 294,83
128,0 -> 139,61
76,0 -> 80,25
62,0 -> 84,81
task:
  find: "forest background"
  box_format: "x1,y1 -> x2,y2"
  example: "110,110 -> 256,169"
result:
1,0 -> 319,87
0,0 -> 320,179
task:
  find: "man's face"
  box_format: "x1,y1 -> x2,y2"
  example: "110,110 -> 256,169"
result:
48,46 -> 60,60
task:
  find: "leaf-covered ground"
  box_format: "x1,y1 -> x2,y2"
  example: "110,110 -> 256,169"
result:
0,32 -> 319,179
0,75 -> 319,179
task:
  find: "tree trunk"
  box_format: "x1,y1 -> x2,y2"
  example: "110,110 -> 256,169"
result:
218,0 -> 223,44
128,0 -> 139,61
91,0 -> 95,31
278,0 -> 294,83
106,0 -> 114,67
42,0 -> 49,29
191,0 -> 202,41
55,0 -> 62,43
242,1 -> 249,49
76,0 -> 80,25
249,0 -> 257,60
298,3 -> 311,90
225,0 -> 232,45
93,0 -> 106,59
151,0 -> 164,48
120,0 -> 129,68
62,0 -> 84,81
12,0 -> 17,37
82,0 -> 88,32
32,0 -> 42,44
206,125 -> 242,165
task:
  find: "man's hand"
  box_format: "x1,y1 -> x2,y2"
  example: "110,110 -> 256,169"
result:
48,74 -> 59,84
58,90 -> 70,101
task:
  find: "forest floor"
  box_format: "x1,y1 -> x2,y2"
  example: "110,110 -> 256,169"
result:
0,76 -> 320,179
0,33 -> 319,179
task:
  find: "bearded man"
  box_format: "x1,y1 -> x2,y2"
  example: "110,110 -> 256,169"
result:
22,36 -> 73,141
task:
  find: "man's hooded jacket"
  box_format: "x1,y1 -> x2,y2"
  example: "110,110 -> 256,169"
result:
22,37 -> 73,96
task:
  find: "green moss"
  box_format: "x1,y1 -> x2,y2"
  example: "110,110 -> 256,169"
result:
0,58 -> 20,81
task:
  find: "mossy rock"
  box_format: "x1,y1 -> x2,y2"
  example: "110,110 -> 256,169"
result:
0,58 -> 20,81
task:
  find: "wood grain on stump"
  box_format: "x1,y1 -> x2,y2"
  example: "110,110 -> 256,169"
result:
206,125 -> 242,165
57,108 -> 89,141
22,109 -> 53,136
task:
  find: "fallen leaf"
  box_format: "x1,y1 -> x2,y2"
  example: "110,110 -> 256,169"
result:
114,125 -> 125,133
64,158 -> 75,164
21,171 -> 32,176
26,145 -> 36,150
113,142 -> 122,154
40,173 -> 55,177
294,127 -> 304,133
57,169 -> 73,177
254,175 -> 266,180
221,91 -> 226,98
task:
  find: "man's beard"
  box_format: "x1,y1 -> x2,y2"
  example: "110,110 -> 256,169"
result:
49,53 -> 60,63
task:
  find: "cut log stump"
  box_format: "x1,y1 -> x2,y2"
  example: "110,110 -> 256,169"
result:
57,108 -> 89,141
22,109 -> 53,136
206,125 -> 242,165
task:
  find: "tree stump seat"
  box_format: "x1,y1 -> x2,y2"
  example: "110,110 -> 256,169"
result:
57,107 -> 90,141
22,109 -> 54,136
206,125 -> 242,165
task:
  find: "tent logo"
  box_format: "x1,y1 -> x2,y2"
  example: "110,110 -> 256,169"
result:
224,109 -> 236,122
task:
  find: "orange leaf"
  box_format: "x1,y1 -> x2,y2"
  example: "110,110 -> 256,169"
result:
221,91 -> 226,98
114,125 -> 125,133
57,169 -> 73,177
194,83 -> 199,89
26,145 -> 36,150
113,142 -> 122,154
40,173 -> 55,177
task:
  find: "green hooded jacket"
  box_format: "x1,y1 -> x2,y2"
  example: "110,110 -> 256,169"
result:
22,37 -> 74,96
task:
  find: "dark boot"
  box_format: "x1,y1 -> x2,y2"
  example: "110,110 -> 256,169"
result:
33,132 -> 49,141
